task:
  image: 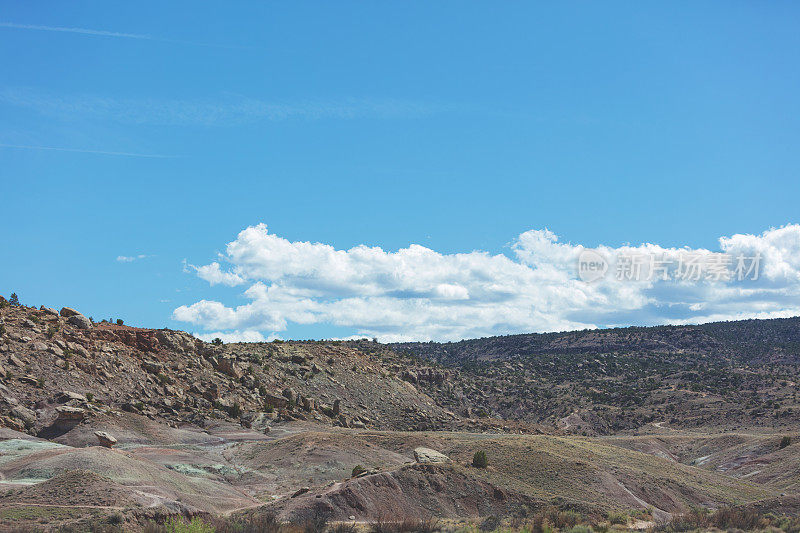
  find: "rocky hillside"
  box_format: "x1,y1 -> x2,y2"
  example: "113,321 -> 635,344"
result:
2,295 -> 799,439
1,297 -> 799,530
390,318 -> 800,434
0,298 -> 480,440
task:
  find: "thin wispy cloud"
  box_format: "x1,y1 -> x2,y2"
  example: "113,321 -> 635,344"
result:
0,21 -> 246,48
117,254 -> 152,263
0,143 -> 175,159
0,22 -> 155,40
0,88 -> 449,127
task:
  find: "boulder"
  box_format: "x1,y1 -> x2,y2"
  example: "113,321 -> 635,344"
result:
216,356 -> 242,379
282,387 -> 296,403
94,431 -> 117,448
413,447 -> 450,464
203,383 -> 220,401
67,314 -> 92,330
60,307 -> 80,317
301,396 -> 315,411
291,487 -> 310,498
1,415 -> 24,432
401,370 -> 418,384
142,360 -> 163,374
57,391 -> 87,404
67,343 -> 89,357
154,330 -> 197,353
10,405 -> 36,428
264,394 -> 288,409
32,341 -> 48,352
40,306 -> 59,317
55,405 -> 86,422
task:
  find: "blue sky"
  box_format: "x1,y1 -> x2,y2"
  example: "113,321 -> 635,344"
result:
2,2 -> 800,341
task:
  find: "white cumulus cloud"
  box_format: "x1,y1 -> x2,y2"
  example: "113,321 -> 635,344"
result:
173,223 -> 800,342
194,330 -> 275,344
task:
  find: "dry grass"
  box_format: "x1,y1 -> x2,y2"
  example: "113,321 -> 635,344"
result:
370,512 -> 440,533
654,506 -> 800,533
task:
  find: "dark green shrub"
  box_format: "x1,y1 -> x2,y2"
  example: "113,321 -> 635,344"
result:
352,464 -> 366,477
472,450 -> 488,468
9,293 -> 19,306
116,319 -> 124,326
780,436 -> 791,448
212,338 -> 224,346
607,511 -> 628,525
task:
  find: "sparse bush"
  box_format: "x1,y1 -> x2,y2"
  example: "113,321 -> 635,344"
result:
229,401 -> 242,418
330,523 -> 358,533
212,338 -> 224,346
116,318 -> 124,326
607,510 -> 628,525
710,507 -> 762,530
211,512 -> 283,533
351,464 -> 366,477
145,517 -> 215,533
370,512 -> 439,533
86,392 -> 94,402
479,515 -> 500,531
780,435 -> 791,448
472,450 -> 488,468
296,507 -> 329,533
554,510 -> 583,530
567,526 -> 592,533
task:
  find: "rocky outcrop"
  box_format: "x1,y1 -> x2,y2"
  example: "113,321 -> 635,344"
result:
40,306 -> 59,317
57,391 -> 87,404
55,406 -> 86,422
0,301 -> 471,438
413,447 -> 450,464
67,314 -> 92,330
216,355 -> 242,379
94,430 -> 117,448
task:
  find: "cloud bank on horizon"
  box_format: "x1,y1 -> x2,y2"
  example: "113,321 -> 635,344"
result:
173,224 -> 800,342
